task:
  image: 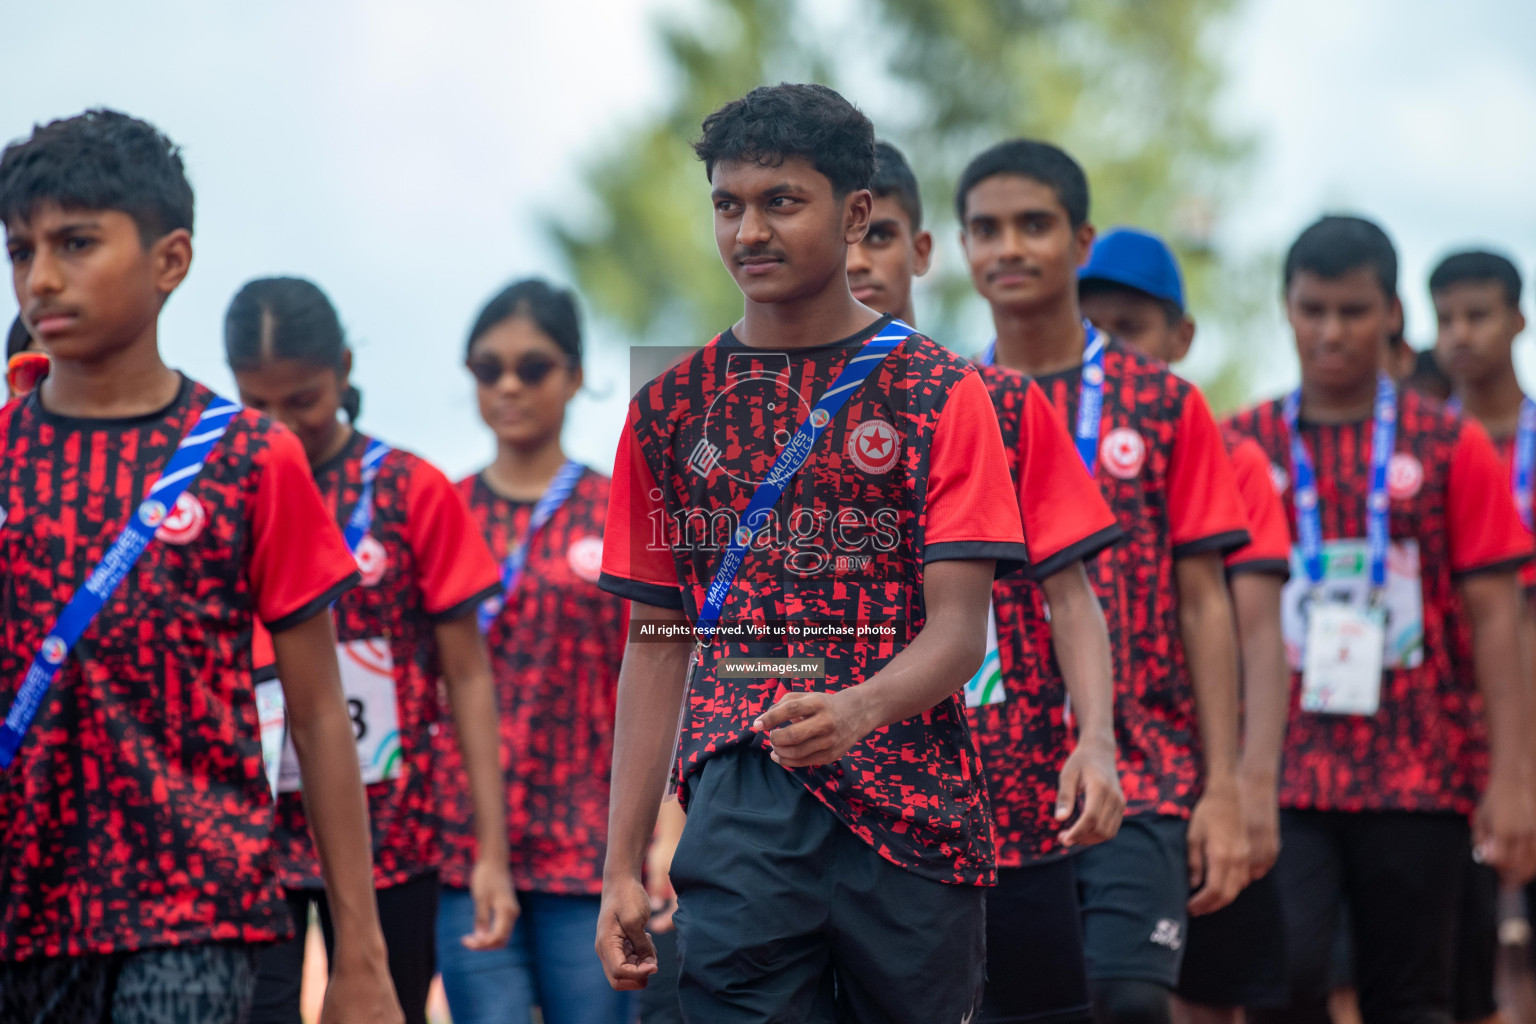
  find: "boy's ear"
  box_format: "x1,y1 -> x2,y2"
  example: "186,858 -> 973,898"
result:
1073,222 -> 1097,268
151,228 -> 193,298
1173,316 -> 1196,362
913,230 -> 934,278
845,188 -> 873,245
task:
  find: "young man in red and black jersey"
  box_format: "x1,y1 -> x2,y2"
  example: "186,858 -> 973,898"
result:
1429,249 -> 1532,1024
595,84 -> 1029,1022
1077,227 -> 1293,1024
849,139 -> 1128,1024
1225,216 -> 1536,1024
957,139 -> 1253,1024
0,111 -> 401,1023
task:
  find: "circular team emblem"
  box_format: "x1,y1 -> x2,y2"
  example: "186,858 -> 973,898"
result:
1099,428 -> 1146,480
139,499 -> 168,529
735,526 -> 752,547
810,409 -> 830,429
41,636 -> 66,665
1269,462 -> 1290,495
1083,363 -> 1105,387
567,536 -> 604,583
354,534 -> 388,587
155,493 -> 207,545
1387,453 -> 1423,500
847,418 -> 901,475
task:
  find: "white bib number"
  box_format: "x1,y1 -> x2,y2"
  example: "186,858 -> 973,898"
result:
256,637 -> 401,795
964,602 -> 1005,708
1301,601 -> 1386,716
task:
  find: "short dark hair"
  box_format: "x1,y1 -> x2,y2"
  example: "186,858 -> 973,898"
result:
1429,250 -> 1523,309
693,84 -> 875,197
7,315 -> 34,360
467,278 -> 583,369
955,139 -> 1089,227
1406,348 -> 1452,402
871,140 -> 922,231
1078,279 -> 1184,328
0,109 -> 194,244
224,277 -> 363,422
1283,215 -> 1397,300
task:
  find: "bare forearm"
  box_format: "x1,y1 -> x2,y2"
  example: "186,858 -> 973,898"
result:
1041,565 -> 1115,746
1466,574 -> 1528,779
1176,556 -> 1241,782
605,620 -> 691,883
1231,574 -> 1288,781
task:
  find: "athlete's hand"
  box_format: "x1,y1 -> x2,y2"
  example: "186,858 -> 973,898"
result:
462,857 -> 518,950
1186,779 -> 1249,916
754,690 -> 872,768
1240,770 -> 1281,882
1476,773 -> 1536,885
1056,735 -> 1124,848
321,945 -> 404,1024
646,827 -> 680,934
596,874 -> 658,990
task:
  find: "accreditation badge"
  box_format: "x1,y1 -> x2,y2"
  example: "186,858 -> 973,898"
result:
964,602 -> 1005,708
1300,600 -> 1386,716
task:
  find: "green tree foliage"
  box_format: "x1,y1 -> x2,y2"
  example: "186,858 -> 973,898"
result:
551,0 -> 1262,407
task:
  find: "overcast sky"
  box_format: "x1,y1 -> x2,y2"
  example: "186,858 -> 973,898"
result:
5,0 -> 1534,478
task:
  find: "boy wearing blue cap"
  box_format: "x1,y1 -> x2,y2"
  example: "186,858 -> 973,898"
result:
1080,228 -> 1294,1024
956,139 -> 1252,1024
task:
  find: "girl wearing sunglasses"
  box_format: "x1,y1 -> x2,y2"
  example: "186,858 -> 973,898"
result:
435,279 -> 631,1024
224,277 -> 517,1024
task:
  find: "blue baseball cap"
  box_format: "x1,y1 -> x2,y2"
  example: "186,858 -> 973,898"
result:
1078,227 -> 1185,312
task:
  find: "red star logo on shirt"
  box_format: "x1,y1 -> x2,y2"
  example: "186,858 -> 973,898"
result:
848,419 -> 900,474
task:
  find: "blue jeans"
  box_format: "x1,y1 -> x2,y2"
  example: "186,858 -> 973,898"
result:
437,886 -> 632,1024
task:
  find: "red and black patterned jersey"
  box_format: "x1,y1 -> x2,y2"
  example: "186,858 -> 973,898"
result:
1029,341 -> 1250,818
1225,435 -> 1292,579
970,365 -> 1122,866
600,316 -> 1028,886
1224,390 -> 1529,813
270,431 -> 500,890
1486,421 -> 1536,595
0,377 -> 358,961
435,468 -> 625,895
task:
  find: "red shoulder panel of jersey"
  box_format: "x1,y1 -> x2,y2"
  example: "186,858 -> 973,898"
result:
1488,428 -> 1536,592
1222,433 -> 1291,578
435,468 -> 624,893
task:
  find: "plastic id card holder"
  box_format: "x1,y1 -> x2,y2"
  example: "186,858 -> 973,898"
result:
1300,601 -> 1385,717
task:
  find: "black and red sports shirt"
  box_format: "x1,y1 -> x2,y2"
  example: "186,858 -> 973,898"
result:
1225,435 -> 1293,579
1029,341 -> 1250,819
1487,424 -> 1536,595
1224,390 -> 1529,813
970,365 -> 1122,866
0,378 -> 358,960
269,431 -> 499,890
600,316 -> 1028,886
436,468 -> 625,895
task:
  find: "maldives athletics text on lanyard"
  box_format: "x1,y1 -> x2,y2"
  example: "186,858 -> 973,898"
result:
477,459 -> 586,633
1286,373 -> 1397,717
1449,395 -> 1536,533
0,395 -> 242,768
979,321 -> 1108,473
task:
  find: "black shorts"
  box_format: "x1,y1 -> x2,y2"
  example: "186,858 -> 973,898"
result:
1452,857 -> 1499,1023
981,856 -> 1091,1024
669,745 -> 986,1024
1175,871 -> 1288,1008
1075,814 -> 1190,988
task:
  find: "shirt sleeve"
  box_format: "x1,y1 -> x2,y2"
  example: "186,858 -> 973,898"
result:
599,404 -> 686,609
1448,418 -> 1534,577
1168,386 -> 1252,559
1017,380 -> 1122,579
403,455 -> 503,622
1225,437 -> 1292,579
925,368 -> 1028,577
250,424 -> 360,632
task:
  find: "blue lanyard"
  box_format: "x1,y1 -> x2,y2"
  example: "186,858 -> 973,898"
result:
340,438 -> 392,554
695,320 -> 912,640
1448,395 -> 1536,533
0,395 -> 242,767
477,459 -> 585,633
979,321 -> 1108,472
1284,374 -> 1397,591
